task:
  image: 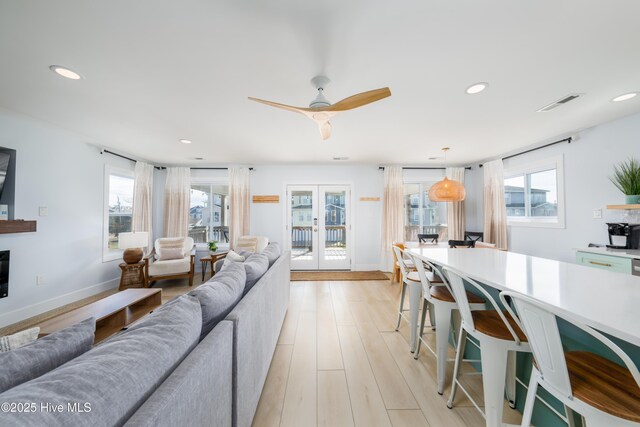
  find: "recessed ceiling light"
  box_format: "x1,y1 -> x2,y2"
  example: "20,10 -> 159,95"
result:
49,65 -> 82,80
612,92 -> 638,102
466,82 -> 488,95
179,139 -> 192,144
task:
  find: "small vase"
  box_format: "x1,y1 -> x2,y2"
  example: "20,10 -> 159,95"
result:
625,195 -> 640,204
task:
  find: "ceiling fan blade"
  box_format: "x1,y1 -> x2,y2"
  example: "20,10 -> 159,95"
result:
248,97 -> 312,115
319,121 -> 332,140
327,87 -> 391,112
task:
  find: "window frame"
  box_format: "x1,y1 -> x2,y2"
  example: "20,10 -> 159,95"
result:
402,180 -> 447,241
190,177 -> 230,249
103,165 -> 135,262
504,155 -> 565,229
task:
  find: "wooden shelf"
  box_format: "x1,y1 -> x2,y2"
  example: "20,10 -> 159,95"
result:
38,289 -> 162,344
607,204 -> 640,210
0,220 -> 37,234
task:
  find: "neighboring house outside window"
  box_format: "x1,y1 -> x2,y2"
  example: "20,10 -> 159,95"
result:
504,155 -> 565,228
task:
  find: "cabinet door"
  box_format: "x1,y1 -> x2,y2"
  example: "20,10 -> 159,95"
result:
576,252 -> 632,274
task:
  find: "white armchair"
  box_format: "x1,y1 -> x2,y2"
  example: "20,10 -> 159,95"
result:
144,237 -> 196,287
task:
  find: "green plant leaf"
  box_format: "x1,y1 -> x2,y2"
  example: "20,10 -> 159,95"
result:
610,158 -> 640,195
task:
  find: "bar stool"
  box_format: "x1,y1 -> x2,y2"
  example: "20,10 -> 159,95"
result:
408,252 -> 485,395
393,245 -> 421,332
391,242 -> 414,284
444,267 -> 531,427
500,291 -> 640,427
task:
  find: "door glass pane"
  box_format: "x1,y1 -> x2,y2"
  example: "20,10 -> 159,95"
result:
505,175 -> 526,216
291,191 -> 313,261
324,190 -> 346,260
528,169 -> 557,217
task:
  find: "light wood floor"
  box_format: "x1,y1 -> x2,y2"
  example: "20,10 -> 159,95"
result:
252,280 -> 523,427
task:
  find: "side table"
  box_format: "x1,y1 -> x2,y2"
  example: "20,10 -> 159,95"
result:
200,251 -> 229,281
119,262 -> 147,290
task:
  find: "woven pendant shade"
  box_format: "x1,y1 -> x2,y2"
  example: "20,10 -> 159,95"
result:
428,177 -> 466,202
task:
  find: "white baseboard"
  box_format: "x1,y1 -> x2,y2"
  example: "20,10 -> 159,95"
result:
0,277 -> 120,328
354,263 -> 385,272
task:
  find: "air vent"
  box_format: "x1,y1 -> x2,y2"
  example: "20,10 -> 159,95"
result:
537,93 -> 584,112
332,157 -> 349,161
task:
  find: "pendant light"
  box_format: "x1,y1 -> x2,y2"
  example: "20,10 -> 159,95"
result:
428,148 -> 466,202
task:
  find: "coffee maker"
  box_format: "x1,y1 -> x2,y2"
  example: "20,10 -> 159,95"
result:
606,223 -> 640,249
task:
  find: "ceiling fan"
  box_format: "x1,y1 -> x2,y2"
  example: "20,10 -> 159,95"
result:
248,76 -> 391,140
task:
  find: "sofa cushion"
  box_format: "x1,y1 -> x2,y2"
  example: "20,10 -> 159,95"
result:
262,242 -> 281,267
189,262 -> 246,340
0,318 -> 95,393
0,295 -> 201,426
148,257 -> 190,276
243,252 -> 269,294
0,327 -> 40,352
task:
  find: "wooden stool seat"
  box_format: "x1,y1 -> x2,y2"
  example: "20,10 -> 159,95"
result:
407,270 -> 442,283
430,286 -> 483,304
471,310 -> 528,342
566,351 -> 640,422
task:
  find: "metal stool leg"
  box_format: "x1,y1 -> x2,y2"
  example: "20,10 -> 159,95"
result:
395,280 -> 407,331
414,299 -> 429,358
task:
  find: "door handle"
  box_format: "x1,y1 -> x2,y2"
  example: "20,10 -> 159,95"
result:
589,261 -> 612,267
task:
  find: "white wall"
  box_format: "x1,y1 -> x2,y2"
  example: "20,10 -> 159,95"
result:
0,109 -> 134,327
465,111 -> 640,262
250,164 -> 384,270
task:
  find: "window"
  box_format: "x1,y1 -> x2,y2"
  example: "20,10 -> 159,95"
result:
504,156 -> 565,228
103,166 -> 134,262
189,182 -> 230,247
403,182 -> 447,242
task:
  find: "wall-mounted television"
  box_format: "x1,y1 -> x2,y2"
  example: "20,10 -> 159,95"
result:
0,152 -> 10,199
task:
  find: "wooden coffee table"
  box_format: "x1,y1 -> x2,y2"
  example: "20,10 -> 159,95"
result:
200,251 -> 229,281
38,289 -> 162,344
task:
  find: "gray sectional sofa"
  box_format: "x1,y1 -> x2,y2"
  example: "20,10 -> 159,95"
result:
0,244 -> 290,427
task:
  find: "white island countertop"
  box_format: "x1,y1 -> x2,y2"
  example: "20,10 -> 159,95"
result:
407,247 -> 640,347
574,246 -> 640,259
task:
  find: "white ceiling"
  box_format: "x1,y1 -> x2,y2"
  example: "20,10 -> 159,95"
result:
1,1 -> 640,166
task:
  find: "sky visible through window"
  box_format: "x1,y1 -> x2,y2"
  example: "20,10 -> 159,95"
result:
109,175 -> 133,210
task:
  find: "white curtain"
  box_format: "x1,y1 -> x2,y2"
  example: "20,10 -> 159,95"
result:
163,167 -> 191,238
229,167 -> 250,250
132,161 -> 154,249
446,167 -> 466,241
483,159 -> 508,250
382,166 -> 404,254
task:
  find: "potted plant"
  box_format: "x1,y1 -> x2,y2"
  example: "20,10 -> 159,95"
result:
208,240 -> 218,254
610,158 -> 640,204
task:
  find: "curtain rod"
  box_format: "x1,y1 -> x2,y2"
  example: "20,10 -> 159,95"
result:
478,137 -> 572,167
101,151 -> 253,171
378,166 -> 472,171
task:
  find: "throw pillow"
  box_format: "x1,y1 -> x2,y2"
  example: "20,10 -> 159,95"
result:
262,242 -> 281,267
235,236 -> 258,253
0,317 -> 95,393
243,252 -> 269,295
157,247 -> 185,261
222,250 -> 246,268
0,327 -> 40,352
156,237 -> 185,259
189,262 -> 246,340
0,296 -> 201,425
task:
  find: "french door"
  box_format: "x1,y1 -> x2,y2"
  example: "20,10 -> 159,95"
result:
287,185 -> 351,270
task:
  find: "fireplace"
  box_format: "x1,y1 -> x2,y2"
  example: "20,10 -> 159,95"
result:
0,250 -> 8,298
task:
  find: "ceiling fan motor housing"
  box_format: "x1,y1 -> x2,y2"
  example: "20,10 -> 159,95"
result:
310,75 -> 332,108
